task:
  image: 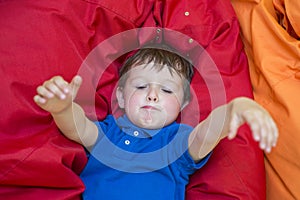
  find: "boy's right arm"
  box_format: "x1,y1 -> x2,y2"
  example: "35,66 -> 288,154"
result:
34,75 -> 98,147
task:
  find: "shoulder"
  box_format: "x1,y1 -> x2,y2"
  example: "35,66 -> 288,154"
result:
164,122 -> 193,135
94,114 -> 118,133
159,122 -> 194,147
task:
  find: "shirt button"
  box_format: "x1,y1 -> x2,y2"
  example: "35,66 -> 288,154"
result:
184,11 -> 190,16
133,131 -> 139,136
188,38 -> 193,43
125,140 -> 130,145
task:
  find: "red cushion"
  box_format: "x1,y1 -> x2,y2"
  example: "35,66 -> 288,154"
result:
0,0 -> 265,199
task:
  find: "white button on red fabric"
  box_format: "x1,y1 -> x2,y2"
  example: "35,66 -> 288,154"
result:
133,131 -> 139,136
125,140 -> 130,145
185,11 -> 190,16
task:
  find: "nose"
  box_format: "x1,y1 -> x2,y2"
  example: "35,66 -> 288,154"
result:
146,86 -> 159,102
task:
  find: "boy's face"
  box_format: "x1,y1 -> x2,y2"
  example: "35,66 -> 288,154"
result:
116,62 -> 188,129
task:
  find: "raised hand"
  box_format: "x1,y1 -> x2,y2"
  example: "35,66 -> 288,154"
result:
34,75 -> 82,114
227,97 -> 278,153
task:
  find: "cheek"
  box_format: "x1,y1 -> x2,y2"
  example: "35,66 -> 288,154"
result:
124,91 -> 143,108
162,97 -> 181,113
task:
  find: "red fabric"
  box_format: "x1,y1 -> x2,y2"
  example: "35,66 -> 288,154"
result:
0,0 -> 265,199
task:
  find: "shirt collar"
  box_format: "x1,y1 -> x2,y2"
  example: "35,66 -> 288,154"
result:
116,115 -> 165,138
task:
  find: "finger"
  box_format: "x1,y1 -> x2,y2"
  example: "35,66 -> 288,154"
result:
70,75 -> 82,99
258,123 -> 268,152
264,117 -> 276,153
263,118 -> 278,153
37,85 -> 54,99
243,111 -> 261,142
43,79 -> 67,100
270,119 -> 279,147
33,95 -> 47,104
254,113 -> 272,153
249,122 -> 261,144
52,76 -> 70,93
244,112 -> 269,152
257,113 -> 278,153
247,112 -> 268,151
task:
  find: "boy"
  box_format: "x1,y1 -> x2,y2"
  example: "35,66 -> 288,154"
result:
34,47 -> 278,199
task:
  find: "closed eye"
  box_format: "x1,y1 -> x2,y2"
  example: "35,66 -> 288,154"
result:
136,85 -> 147,89
162,88 -> 173,94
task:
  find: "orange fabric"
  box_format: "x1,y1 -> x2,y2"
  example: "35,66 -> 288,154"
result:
231,0 -> 300,199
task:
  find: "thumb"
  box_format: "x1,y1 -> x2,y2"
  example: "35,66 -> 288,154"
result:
70,75 -> 82,100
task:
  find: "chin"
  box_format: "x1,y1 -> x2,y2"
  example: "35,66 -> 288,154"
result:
135,120 -> 158,129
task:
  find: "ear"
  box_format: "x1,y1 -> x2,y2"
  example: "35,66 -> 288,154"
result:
116,87 -> 125,108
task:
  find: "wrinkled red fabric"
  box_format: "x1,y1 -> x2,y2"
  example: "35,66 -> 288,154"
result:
0,0 -> 265,199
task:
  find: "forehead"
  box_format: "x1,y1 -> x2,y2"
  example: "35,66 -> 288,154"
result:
127,62 -> 183,81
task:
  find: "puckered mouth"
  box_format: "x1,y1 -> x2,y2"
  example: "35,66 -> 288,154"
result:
141,105 -> 160,111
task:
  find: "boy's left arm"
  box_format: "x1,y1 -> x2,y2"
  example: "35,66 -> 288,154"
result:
188,97 -> 278,162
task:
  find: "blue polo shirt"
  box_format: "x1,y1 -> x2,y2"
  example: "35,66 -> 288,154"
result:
80,115 -> 211,200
